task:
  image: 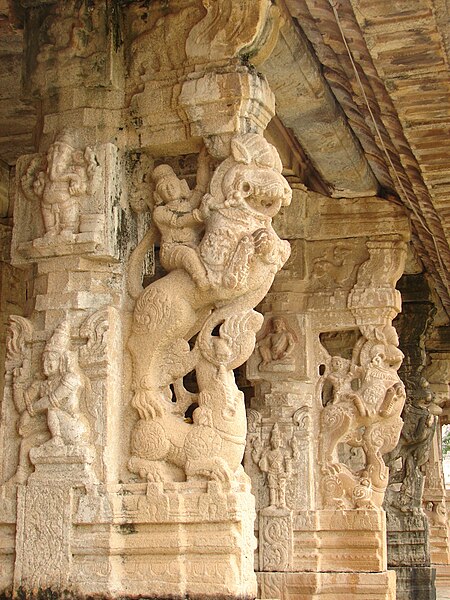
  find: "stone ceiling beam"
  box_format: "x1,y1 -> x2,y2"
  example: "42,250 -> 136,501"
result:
256,3 -> 379,198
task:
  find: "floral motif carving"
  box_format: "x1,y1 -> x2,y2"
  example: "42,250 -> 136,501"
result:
16,485 -> 71,589
259,513 -> 292,571
127,133 -> 291,486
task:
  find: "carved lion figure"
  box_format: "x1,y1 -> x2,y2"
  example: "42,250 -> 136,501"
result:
318,325 -> 406,508
127,133 -> 291,485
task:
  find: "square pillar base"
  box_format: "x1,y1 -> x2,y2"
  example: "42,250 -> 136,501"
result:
8,480 -> 257,599
257,570 -> 396,599
391,566 -> 436,600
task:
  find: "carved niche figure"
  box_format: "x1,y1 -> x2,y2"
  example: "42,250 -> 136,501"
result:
257,316 -> 296,371
8,321 -> 91,484
253,424 -> 292,511
127,133 -> 292,486
310,243 -> 360,290
319,324 -> 406,509
29,131 -> 97,238
384,374 -> 441,513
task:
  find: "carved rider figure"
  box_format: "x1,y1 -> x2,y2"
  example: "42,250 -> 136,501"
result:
348,344 -> 402,417
319,324 -> 406,509
258,316 -> 295,370
385,374 -> 441,513
127,133 -> 292,485
152,147 -> 211,289
322,355 -> 357,406
10,322 -> 90,483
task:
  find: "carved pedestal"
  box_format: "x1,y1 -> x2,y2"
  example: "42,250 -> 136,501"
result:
247,191 -> 409,599
77,482 -> 256,598
12,481 -> 256,598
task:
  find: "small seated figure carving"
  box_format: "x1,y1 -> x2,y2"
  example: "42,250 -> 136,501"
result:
11,322 -> 90,483
152,148 -> 211,289
258,317 -> 295,370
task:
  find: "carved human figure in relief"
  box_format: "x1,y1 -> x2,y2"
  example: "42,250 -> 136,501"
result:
258,424 -> 292,509
10,322 -> 90,483
127,133 -> 292,485
319,324 -> 406,508
32,131 -> 97,237
322,355 -> 357,406
384,374 -> 441,513
257,317 -> 295,370
152,148 -> 211,289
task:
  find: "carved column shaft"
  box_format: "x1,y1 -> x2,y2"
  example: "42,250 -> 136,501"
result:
247,190 -> 410,599
423,339 -> 450,591
384,274 -> 438,600
1,1 -> 288,598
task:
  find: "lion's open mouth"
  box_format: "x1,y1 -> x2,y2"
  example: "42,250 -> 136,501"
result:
245,181 -> 292,214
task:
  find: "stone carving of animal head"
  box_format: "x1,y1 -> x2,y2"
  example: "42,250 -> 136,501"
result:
209,133 -> 292,219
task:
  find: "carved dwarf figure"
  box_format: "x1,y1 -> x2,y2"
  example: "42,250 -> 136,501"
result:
10,322 -> 90,483
258,424 -> 292,509
33,131 -> 97,237
258,316 -> 295,370
152,147 -> 211,289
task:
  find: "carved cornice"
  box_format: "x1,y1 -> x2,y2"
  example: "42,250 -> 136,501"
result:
287,0 -> 450,318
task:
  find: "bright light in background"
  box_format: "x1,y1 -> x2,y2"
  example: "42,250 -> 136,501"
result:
443,424 -> 450,486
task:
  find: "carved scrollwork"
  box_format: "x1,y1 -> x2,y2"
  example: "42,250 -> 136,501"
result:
79,308 -> 110,366
5,316 -> 33,379
292,406 -> 310,438
246,408 -> 262,434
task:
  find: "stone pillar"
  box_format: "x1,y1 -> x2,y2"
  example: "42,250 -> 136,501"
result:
424,336 -> 450,592
0,1 -> 291,598
384,274 -> 439,600
0,163 -> 32,591
246,190 -> 410,599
